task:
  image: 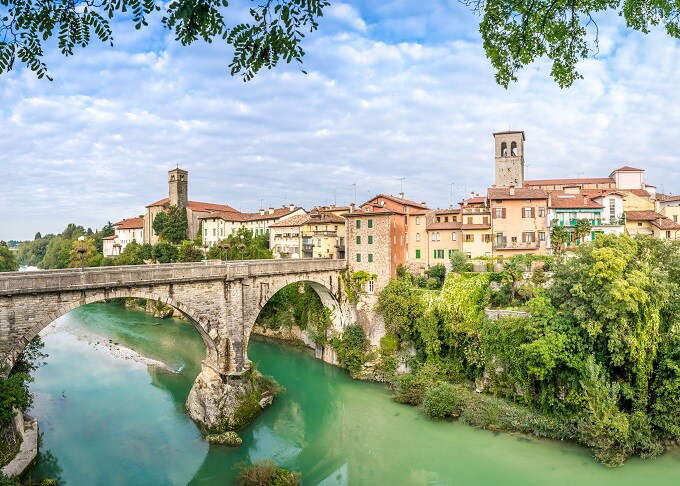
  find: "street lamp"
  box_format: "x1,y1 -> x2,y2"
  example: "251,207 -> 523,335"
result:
220,242 -> 231,263
203,243 -> 209,263
76,236 -> 87,271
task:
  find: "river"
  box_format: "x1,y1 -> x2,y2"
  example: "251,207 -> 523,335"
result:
24,303 -> 680,485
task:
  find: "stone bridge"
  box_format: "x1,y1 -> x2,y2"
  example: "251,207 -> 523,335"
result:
0,258 -> 350,432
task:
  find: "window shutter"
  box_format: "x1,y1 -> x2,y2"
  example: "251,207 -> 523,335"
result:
502,208 -> 506,219
531,207 -> 535,218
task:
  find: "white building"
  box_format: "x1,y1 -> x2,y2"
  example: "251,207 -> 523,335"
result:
103,217 -> 144,257
199,205 -> 307,247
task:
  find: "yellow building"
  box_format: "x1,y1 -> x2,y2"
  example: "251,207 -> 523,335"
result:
270,213 -> 346,259
625,210 -> 680,240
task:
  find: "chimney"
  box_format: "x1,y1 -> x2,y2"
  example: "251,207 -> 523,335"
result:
268,207 -> 275,215
399,192 -> 405,199
289,204 -> 295,212
509,186 -> 516,196
350,203 -> 356,212
259,208 -> 265,216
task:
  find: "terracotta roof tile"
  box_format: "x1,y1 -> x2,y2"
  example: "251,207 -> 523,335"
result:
549,192 -> 604,209
427,222 -> 462,230
146,198 -> 239,213
628,189 -> 651,198
269,212 -> 345,228
625,210 -> 662,221
524,177 -> 614,186
102,235 -> 118,240
362,194 -> 429,210
488,187 -> 548,200
113,217 -> 144,229
612,165 -> 644,173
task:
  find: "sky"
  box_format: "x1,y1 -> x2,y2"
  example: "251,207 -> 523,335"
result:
1,0 -> 680,240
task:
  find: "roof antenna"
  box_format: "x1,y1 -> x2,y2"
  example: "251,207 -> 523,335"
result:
398,177 -> 405,198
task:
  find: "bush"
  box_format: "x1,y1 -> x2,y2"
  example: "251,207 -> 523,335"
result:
450,251 -> 469,273
422,382 -> 461,419
531,267 -> 547,285
331,325 -> 368,375
490,284 -> 512,307
425,264 -> 446,288
426,277 -> 440,290
236,460 -> 300,486
152,242 -> 178,263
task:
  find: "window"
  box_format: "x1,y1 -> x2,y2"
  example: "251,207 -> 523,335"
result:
368,254 -> 373,262
494,208 -> 506,219
368,278 -> 375,293
416,216 -> 421,225
356,236 -> 361,244
522,232 -> 536,243
483,234 -> 491,243
483,216 -> 489,225
466,217 -> 472,224
511,141 -> 518,156
356,254 -> 361,262
638,222 -> 643,227
356,220 -> 361,229
448,249 -> 454,259
465,234 -> 474,242
415,249 -> 421,259
675,215 -> 678,223
444,216 -> 449,222
368,219 -> 373,228
538,207 -> 545,218
436,217 -> 441,222
501,141 -> 508,156
512,236 -> 518,243
451,232 -> 457,241
667,231 -> 671,238
204,228 -> 207,236
416,233 -> 421,242
522,207 -> 535,218
538,231 -> 546,241
368,235 -> 373,244
433,249 -> 444,259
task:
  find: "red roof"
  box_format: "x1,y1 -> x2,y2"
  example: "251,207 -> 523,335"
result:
524,177 -> 614,186
611,166 -> 644,174
625,210 -> 661,221
199,206 -> 304,222
549,193 -> 604,209
102,235 -> 118,240
343,205 -> 402,217
362,194 -> 429,210
113,217 -> 144,229
651,218 -> 680,230
658,194 -> 680,202
146,198 -> 239,213
427,222 -> 462,230
488,188 -> 548,200
461,196 -> 487,207
269,212 -> 345,228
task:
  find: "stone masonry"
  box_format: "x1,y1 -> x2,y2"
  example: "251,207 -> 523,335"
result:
0,259 -> 350,432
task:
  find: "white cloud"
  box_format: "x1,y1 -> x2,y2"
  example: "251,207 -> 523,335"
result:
326,3 -> 367,32
1,3 -> 679,240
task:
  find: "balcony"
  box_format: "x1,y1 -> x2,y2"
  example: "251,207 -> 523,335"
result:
313,231 -> 338,237
493,241 -> 540,250
557,217 -> 625,227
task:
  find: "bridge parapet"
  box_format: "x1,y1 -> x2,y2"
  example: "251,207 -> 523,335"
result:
0,259 -> 347,295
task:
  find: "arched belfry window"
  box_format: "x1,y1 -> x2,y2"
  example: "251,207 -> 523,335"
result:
511,141 -> 518,156
171,175 -> 175,181
501,142 -> 508,157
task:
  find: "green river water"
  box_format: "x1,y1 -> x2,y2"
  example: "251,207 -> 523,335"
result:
24,303 -> 680,485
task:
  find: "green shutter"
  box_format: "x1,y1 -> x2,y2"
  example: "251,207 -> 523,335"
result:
433,250 -> 437,259
356,220 -> 361,229
368,219 -> 373,228
356,254 -> 361,262
368,235 -> 373,244
356,236 -> 361,244
416,249 -> 421,259
368,254 -> 373,263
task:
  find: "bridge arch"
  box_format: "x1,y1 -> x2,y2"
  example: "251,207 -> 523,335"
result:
4,288 -> 219,373
242,274 -> 348,352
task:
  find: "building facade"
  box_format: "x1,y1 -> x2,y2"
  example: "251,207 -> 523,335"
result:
269,213 -> 346,260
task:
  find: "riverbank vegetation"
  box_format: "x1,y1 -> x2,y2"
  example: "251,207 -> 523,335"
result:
236,460 -> 300,486
376,235 -> 680,466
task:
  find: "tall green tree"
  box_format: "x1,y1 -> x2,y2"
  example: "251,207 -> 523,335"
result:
206,228 -> 272,261
573,218 -> 593,245
0,242 -> 18,272
550,223 -> 568,255
153,206 -> 188,244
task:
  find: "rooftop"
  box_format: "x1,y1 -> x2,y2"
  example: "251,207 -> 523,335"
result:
488,187 -> 548,200
113,217 -> 144,229
146,198 -> 239,213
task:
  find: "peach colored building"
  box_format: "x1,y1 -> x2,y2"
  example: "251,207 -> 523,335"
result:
488,187 -> 549,256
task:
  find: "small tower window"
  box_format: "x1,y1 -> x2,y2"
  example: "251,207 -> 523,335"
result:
501,142 -> 508,157
511,141 -> 518,156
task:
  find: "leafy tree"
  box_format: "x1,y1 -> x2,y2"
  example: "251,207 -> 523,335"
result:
0,0 -> 329,81
40,236 -> 72,269
0,242 -> 18,272
177,240 -> 204,262
475,0 -> 680,87
331,324 -> 368,375
550,223 -> 568,255
153,206 -> 188,244
68,237 -> 103,267
573,218 -> 592,245
449,250 -> 469,273
152,242 -> 178,263
33,232 -> 41,240
139,243 -> 154,261
116,241 -> 145,265
206,228 -> 272,261
425,264 -> 447,288
499,256 -> 526,301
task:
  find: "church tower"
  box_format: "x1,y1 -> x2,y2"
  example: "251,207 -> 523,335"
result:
493,131 -> 525,187
168,168 -> 188,208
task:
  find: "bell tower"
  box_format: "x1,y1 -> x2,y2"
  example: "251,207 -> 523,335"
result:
168,168 -> 188,208
493,131 -> 525,187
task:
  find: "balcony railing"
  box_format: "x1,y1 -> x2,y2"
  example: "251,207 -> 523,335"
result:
558,217 -> 625,227
493,241 -> 540,250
